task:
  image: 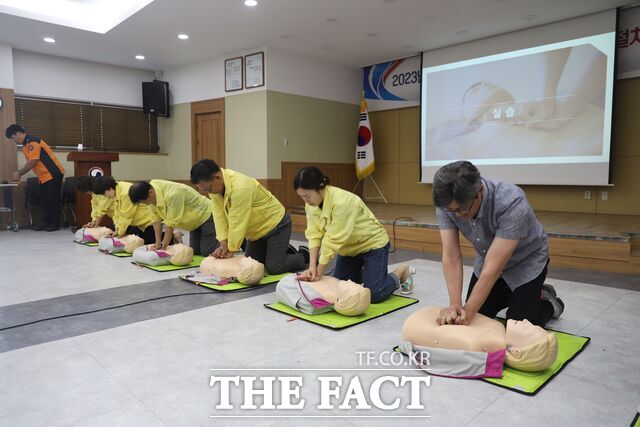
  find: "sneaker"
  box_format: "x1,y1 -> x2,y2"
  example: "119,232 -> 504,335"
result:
298,246 -> 310,265
33,224 -> 46,231
542,284 -> 565,319
45,226 -> 60,232
287,244 -> 298,255
399,266 -> 416,295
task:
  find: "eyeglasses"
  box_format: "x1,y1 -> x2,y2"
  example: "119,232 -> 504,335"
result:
444,192 -> 479,215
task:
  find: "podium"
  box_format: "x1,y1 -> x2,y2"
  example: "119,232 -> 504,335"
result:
67,152 -> 119,226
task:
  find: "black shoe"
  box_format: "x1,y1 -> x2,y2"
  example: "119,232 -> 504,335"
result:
298,246 -> 310,265
542,284 -> 564,319
287,244 -> 298,255
33,224 -> 46,231
46,226 -> 60,232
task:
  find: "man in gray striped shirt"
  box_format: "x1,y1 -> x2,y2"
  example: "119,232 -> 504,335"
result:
432,161 -> 564,327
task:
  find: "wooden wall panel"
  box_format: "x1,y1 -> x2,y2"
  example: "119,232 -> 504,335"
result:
0,88 -> 17,181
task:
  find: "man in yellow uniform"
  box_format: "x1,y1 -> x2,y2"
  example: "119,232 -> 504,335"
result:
190,159 -> 306,274
129,179 -> 216,255
76,176 -> 115,228
6,124 -> 65,231
91,176 -> 155,243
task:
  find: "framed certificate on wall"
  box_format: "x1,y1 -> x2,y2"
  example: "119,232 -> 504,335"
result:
244,52 -> 264,89
225,57 -> 243,92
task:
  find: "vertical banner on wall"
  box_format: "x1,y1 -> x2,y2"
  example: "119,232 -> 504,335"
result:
362,55 -> 421,111
617,6 -> 640,79
355,95 -> 375,179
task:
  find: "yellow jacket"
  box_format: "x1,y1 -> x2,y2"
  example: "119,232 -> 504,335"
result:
90,194 -> 114,220
210,168 -> 285,252
149,180 -> 212,231
305,185 -> 389,265
111,181 -> 155,236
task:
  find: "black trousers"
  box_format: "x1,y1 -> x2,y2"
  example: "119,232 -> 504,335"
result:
245,214 -> 306,275
466,261 -> 554,327
40,175 -> 63,227
189,216 -> 219,256
124,225 -> 156,244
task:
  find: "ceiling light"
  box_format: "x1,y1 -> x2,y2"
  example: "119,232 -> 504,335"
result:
0,0 -> 154,34
244,0 -> 258,6
135,55 -> 145,60
325,18 -> 337,22
43,37 -> 55,43
177,33 -> 189,40
522,14 -> 537,21
367,32 -> 379,37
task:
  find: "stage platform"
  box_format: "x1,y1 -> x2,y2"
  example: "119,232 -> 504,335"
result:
290,203 -> 640,276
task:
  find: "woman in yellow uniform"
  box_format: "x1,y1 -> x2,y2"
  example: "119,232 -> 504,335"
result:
190,159 -> 306,275
129,179 -> 216,255
76,176 -> 115,228
92,176 -> 155,243
294,167 -> 414,303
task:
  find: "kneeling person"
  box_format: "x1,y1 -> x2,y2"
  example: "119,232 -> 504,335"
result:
190,160 -> 305,274
129,180 -> 217,255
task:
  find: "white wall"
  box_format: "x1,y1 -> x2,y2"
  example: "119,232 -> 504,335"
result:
0,43 -> 13,88
267,47 -> 361,105
12,50 -> 155,106
164,46 -> 361,105
164,47 -> 268,105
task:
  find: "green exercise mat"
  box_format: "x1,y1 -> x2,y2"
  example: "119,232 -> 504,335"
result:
132,255 -> 205,272
481,328 -> 590,395
74,241 -> 98,247
179,272 -> 290,292
265,294 -> 419,330
111,251 -> 132,258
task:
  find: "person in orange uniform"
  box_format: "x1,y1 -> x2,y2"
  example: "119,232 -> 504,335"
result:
6,124 -> 65,231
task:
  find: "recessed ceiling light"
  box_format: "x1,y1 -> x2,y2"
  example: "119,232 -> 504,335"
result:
455,30 -> 468,36
423,15 -> 436,22
177,33 -> 189,40
280,34 -> 291,39
402,45 -> 412,49
135,55 -> 145,60
367,32 -> 379,37
522,14 -> 537,21
0,0 -> 155,34
244,0 -> 258,6
43,37 -> 55,43
325,18 -> 337,23
322,46 -> 332,50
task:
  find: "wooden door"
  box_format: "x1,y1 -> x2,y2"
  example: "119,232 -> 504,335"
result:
194,112 -> 222,164
191,98 -> 225,167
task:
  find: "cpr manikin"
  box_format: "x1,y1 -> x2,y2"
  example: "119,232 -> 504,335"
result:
276,274 -> 371,316
132,243 -> 194,266
98,235 -> 145,254
74,227 -> 112,243
400,306 -> 558,378
200,256 -> 265,285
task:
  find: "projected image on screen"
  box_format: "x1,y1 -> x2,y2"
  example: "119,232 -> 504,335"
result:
421,32 -> 615,185
426,44 -> 606,159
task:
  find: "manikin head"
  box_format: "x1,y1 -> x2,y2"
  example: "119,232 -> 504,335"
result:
75,226 -> 112,242
505,319 -> 558,371
167,244 -> 194,266
236,257 -> 265,284
333,280 -> 371,316
122,235 -> 144,253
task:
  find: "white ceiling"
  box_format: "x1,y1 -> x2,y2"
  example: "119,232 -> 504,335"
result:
0,0 -> 631,71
